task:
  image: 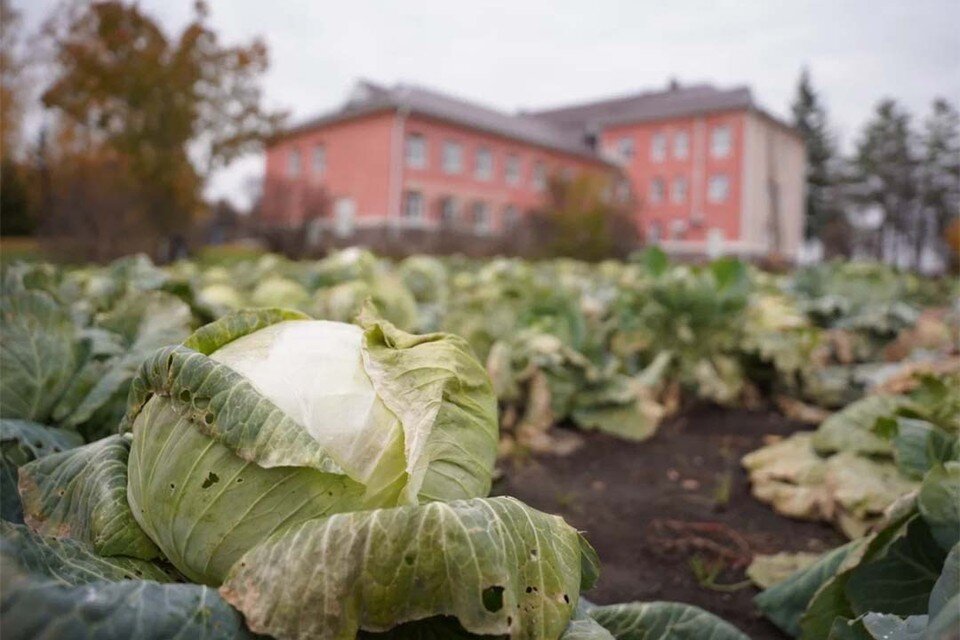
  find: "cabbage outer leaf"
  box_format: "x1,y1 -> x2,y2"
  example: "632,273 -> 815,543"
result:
559,601 -> 615,640
220,496 -> 596,640
121,343 -> 344,474
811,395 -> 913,457
0,521 -> 171,583
0,287 -> 81,422
0,419 -> 82,522
127,397 -> 365,585
18,435 -> 160,559
754,541 -> 860,636
360,310 -> 498,503
0,523 -> 256,640
587,601 -> 749,639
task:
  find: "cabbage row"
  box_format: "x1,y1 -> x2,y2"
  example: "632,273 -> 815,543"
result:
1,250 -> 956,638
750,376 -> 958,639
1,304 -> 749,638
4,250 -> 956,450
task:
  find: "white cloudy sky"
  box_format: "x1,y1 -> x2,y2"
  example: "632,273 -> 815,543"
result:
16,0 -> 960,207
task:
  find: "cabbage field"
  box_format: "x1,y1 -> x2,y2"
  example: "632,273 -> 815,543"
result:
0,248 -> 957,639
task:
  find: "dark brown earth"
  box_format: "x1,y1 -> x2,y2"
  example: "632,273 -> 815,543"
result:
493,405 -> 845,640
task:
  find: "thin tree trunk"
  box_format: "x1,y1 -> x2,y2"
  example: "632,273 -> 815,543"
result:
913,208 -> 926,272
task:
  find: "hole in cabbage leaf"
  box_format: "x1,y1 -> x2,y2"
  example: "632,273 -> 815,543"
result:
482,586 -> 504,613
563,594 -> 570,604
201,472 -> 220,489
179,390 -> 191,403
403,553 -> 415,565
530,549 -> 538,559
203,413 -> 214,425
507,616 -> 513,626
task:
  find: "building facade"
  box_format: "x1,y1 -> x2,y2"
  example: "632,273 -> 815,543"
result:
263,80 -> 805,259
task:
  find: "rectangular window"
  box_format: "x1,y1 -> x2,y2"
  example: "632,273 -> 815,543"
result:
649,178 -> 665,204
671,176 -> 688,204
439,197 -> 458,226
473,201 -> 490,233
312,145 -> 326,175
475,148 -> 493,181
670,219 -> 687,239
648,221 -> 662,243
532,161 -> 546,191
708,174 -> 730,203
288,149 -> 301,177
618,136 -> 635,161
673,131 -> 689,160
405,134 -> 426,168
710,125 -> 732,158
333,197 -> 355,237
650,133 -> 667,162
442,141 -> 462,174
503,204 -> 519,230
402,191 -> 423,220
505,154 -> 521,185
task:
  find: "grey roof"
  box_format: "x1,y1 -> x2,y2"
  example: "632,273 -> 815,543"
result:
284,80 -> 600,159
526,84 -> 756,131
280,80 -> 796,154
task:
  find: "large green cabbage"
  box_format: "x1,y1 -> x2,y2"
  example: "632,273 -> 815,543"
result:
119,308 -> 498,584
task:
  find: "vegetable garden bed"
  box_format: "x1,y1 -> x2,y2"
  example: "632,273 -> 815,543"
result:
497,405 -> 845,640
1,250 -> 956,639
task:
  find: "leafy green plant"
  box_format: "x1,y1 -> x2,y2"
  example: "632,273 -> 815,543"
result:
753,376 -> 959,638
1,307 -> 748,639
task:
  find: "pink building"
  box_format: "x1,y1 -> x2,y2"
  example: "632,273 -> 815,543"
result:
263,80 -> 805,259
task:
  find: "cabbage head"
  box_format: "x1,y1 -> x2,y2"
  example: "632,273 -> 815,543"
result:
120,307 -> 498,584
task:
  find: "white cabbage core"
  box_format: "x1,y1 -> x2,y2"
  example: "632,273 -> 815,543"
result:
210,320 -> 405,499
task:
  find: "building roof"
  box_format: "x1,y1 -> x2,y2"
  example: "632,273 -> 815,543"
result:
282,80 -> 600,160
527,83 -> 755,131
277,80 -> 799,153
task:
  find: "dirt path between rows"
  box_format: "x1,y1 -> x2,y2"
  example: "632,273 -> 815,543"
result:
494,405 -> 844,640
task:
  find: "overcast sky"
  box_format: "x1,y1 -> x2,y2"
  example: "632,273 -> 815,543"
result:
16,0 -> 960,207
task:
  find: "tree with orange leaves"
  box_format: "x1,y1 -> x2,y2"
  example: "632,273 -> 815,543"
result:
39,0 -> 285,247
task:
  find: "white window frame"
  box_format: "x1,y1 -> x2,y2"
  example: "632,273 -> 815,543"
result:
402,190 -> 424,220
648,221 -> 662,243
503,204 -> 519,230
405,134 -> 427,169
669,219 -> 687,239
474,148 -> 493,181
618,136 -> 635,161
532,161 -> 547,191
312,145 -> 326,175
671,176 -> 687,204
505,154 -> 521,185
288,148 -> 301,177
439,197 -> 458,227
650,132 -> 667,163
710,125 -> 732,158
708,174 -> 730,203
442,141 -> 463,174
333,197 -> 355,237
649,177 -> 665,204
673,131 -> 689,160
473,201 -> 491,234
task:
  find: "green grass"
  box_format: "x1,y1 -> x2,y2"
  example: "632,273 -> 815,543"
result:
0,237 -> 43,264
195,242 -> 267,266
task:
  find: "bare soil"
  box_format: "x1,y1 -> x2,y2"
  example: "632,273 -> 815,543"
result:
493,405 -> 844,640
